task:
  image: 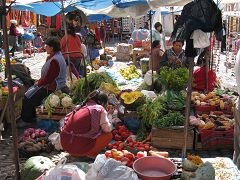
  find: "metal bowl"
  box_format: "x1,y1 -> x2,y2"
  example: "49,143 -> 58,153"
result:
133,156 -> 177,180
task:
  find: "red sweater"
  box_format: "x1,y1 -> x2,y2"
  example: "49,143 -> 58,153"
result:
61,34 -> 82,58
37,55 -> 60,91
193,66 -> 217,92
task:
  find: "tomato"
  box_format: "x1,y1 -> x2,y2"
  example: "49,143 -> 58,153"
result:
121,132 -> 129,139
117,147 -> 122,151
144,145 -> 150,151
136,151 -> 145,158
125,153 -> 135,160
119,142 -> 124,149
115,141 -> 122,146
127,138 -> 133,143
105,150 -> 112,158
107,144 -> 113,149
128,142 -> 133,147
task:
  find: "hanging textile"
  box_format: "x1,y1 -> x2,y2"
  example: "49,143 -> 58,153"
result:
56,14 -> 61,29
46,16 -> 51,27
51,15 -> 56,28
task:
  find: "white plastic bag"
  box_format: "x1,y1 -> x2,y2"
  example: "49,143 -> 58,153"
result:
141,90 -> 157,99
191,29 -> 210,48
42,158 -> 86,180
144,70 -> 157,86
48,132 -> 63,151
86,154 -> 139,180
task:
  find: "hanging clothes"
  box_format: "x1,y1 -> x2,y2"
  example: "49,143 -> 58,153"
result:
171,0 -> 223,42
56,14 -> 61,29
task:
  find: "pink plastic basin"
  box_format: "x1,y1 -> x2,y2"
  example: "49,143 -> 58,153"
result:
133,156 -> 176,180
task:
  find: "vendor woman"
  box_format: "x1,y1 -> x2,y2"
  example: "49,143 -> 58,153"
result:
161,40 -> 187,68
60,90 -> 113,157
18,37 -> 67,128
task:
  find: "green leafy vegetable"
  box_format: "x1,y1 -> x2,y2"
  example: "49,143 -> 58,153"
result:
72,72 -> 117,104
153,111 -> 185,128
157,67 -> 189,91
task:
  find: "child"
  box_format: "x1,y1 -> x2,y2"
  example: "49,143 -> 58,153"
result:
151,40 -> 164,73
34,32 -> 43,51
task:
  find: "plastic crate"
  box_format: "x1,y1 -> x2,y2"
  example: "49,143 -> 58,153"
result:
199,128 -> 234,150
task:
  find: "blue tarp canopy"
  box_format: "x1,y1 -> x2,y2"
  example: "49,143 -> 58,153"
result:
87,14 -> 112,22
11,0 -> 188,19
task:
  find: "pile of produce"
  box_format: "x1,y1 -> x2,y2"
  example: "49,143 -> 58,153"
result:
99,82 -> 121,95
119,65 -> 141,80
182,155 -> 215,180
107,141 -> 125,151
125,137 -> 151,152
157,67 -> 188,91
18,128 -> 52,155
44,93 -> 73,117
72,72 -> 117,104
190,113 -> 234,130
161,90 -> 186,110
191,91 -> 234,112
104,149 -> 136,167
120,90 -> 145,111
137,96 -> 166,127
112,125 -> 133,141
153,111 -> 185,128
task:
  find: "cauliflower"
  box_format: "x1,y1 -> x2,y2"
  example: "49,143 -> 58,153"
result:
49,94 -> 60,107
61,96 -> 72,108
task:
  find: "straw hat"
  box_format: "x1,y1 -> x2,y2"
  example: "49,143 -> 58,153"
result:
10,19 -> 17,24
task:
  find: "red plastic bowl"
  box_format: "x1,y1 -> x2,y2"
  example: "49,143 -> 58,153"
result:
133,156 -> 176,180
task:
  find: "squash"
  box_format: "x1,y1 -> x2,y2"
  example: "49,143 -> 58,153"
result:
21,156 -> 55,180
120,91 -> 145,111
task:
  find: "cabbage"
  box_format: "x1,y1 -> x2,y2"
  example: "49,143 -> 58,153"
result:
49,94 -> 60,107
61,96 -> 72,108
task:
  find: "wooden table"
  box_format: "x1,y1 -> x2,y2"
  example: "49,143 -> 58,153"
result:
132,48 -> 149,65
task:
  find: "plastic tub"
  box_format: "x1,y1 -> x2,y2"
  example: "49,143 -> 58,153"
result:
133,156 -> 176,180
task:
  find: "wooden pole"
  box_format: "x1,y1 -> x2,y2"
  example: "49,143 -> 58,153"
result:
149,10 -> 154,89
60,0 -> 72,83
182,57 -> 194,159
1,0 -> 20,179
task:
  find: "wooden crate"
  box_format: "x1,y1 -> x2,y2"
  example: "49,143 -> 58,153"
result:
36,106 -> 73,121
151,126 -> 195,149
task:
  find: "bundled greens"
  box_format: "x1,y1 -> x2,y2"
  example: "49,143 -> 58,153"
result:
153,111 -> 185,128
161,90 -> 186,110
72,72 -> 117,104
136,96 -> 166,127
157,67 -> 189,91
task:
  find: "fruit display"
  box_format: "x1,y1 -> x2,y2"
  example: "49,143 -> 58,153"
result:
99,82 -> 121,95
1,86 -> 18,96
107,141 -> 125,151
21,156 -> 55,180
119,65 -> 141,80
196,113 -> 234,130
44,93 -> 73,117
112,125 -> 133,141
1,58 -> 16,65
104,149 -> 135,167
120,90 -> 145,110
191,91 -> 234,113
125,137 -> 151,152
18,128 -> 52,154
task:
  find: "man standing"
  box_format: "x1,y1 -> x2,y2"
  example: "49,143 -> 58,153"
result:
234,49 -> 240,168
